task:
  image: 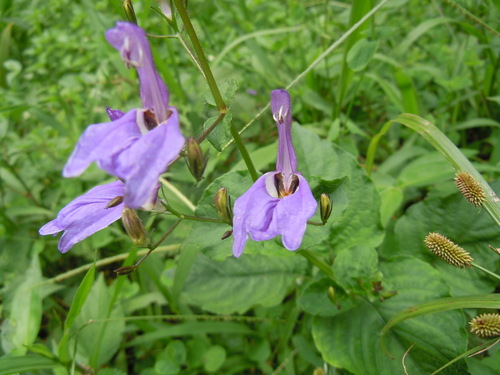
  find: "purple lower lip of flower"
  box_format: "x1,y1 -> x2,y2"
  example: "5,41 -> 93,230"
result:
39,181 -> 127,253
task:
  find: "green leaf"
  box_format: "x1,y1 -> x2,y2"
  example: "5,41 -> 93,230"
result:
0,355 -> 62,374
203,113 -> 233,152
347,38 -> 379,72
297,277 -> 358,317
0,255 -> 43,355
312,256 -> 469,375
332,246 -> 379,294
204,78 -> 238,106
182,253 -> 306,314
70,274 -> 125,367
59,265 -> 95,362
203,345 -> 226,373
382,180 -> 500,296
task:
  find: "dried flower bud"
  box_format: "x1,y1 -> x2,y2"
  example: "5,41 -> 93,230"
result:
106,196 -> 124,209
424,233 -> 473,268
221,230 -> 233,240
488,245 -> 500,256
114,266 -> 136,275
186,137 -> 207,182
469,313 -> 500,338
214,187 -> 233,225
123,0 -> 138,25
454,172 -> 486,207
320,193 -> 332,224
122,206 -> 149,246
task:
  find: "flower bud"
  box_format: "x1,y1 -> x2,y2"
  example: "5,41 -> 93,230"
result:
469,313 -> 500,337
454,171 -> 486,207
214,187 -> 233,224
114,266 -> 136,275
424,233 -> 473,268
186,137 -> 207,182
158,0 -> 173,20
313,368 -> 325,375
320,193 -> 332,224
122,206 -> 149,246
106,196 -> 124,209
327,286 -> 336,304
122,0 -> 138,25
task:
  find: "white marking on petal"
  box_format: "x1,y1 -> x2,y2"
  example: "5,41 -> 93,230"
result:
265,173 -> 279,198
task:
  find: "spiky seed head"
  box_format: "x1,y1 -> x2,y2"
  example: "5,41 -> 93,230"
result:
454,172 -> 486,207
469,313 -> 500,338
424,233 -> 473,268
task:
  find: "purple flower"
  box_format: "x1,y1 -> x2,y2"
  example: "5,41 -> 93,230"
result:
63,22 -> 184,209
39,181 -> 127,253
232,89 -> 317,257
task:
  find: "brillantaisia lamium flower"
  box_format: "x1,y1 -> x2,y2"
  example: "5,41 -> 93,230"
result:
232,89 -> 317,257
39,181 -> 127,253
63,22 -> 184,209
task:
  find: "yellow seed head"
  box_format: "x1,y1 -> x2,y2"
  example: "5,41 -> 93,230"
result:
469,313 -> 500,338
454,172 -> 486,207
424,233 -> 473,268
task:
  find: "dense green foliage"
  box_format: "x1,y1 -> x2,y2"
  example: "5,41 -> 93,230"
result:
1,0 -> 499,374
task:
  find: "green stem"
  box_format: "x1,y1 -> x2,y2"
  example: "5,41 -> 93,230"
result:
197,112 -> 225,143
172,0 -> 226,112
230,123 -> 259,181
298,250 -> 335,279
163,204 -> 225,223
471,263 -> 500,281
172,0 -> 258,180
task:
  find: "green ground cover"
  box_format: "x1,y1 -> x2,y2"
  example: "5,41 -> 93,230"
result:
0,0 -> 499,374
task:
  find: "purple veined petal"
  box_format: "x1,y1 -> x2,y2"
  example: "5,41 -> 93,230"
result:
39,181 -> 126,253
106,107 -> 126,121
105,22 -> 170,124
272,175 -> 317,250
271,89 -> 296,177
232,174 -> 268,257
232,173 -> 280,257
63,109 -> 141,178
115,107 -> 185,209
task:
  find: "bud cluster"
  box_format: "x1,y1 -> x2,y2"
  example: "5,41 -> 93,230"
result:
454,171 -> 487,207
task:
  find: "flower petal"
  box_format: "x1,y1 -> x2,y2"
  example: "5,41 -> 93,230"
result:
106,22 -> 170,124
115,107 -> 185,208
273,175 -> 317,250
39,181 -> 126,253
63,109 -> 141,178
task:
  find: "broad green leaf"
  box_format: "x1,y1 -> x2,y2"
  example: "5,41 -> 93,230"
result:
298,277 -> 358,317
203,113 -> 233,152
0,355 -> 62,374
396,151 -> 455,187
347,38 -> 379,72
292,125 -> 383,251
182,253 -> 306,314
0,255 -> 43,355
70,274 -> 125,367
332,246 -> 379,294
382,180 -> 500,296
313,256 -> 468,375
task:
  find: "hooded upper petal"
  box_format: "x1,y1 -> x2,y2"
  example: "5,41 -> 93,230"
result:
39,181 -> 126,253
105,22 -> 170,124
271,89 -> 296,176
113,107 -> 185,208
63,109 -> 141,178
